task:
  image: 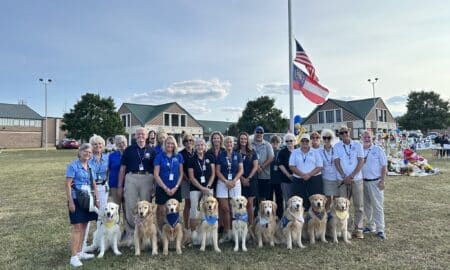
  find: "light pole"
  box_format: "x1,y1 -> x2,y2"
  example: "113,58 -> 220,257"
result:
39,78 -> 52,152
367,77 -> 379,98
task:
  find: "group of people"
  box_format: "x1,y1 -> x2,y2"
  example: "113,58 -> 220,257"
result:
65,125 -> 387,267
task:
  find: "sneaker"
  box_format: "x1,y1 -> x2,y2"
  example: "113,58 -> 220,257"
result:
352,229 -> 364,239
77,251 -> 95,260
376,231 -> 386,240
70,256 -> 83,267
363,227 -> 375,234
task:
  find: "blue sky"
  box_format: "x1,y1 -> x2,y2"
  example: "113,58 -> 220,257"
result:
1,0 -> 450,121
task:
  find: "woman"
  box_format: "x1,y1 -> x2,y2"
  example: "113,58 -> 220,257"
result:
65,143 -> 99,267
108,135 -> 127,205
319,129 -> 338,210
269,135 -> 283,219
154,135 -> 184,228
216,136 -> 243,242
387,133 -> 398,157
180,134 -> 195,229
289,133 -> 323,210
188,138 -> 215,231
146,130 -> 157,147
237,132 -> 258,225
154,131 -> 168,155
278,133 -> 296,206
310,131 -> 321,150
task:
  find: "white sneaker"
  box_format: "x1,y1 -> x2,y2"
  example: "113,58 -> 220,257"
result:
77,251 -> 95,260
70,256 -> 83,267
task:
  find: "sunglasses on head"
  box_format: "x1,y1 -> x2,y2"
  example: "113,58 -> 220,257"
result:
339,131 -> 348,135
322,136 -> 332,140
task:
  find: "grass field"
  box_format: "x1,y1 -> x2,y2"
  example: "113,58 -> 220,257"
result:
1,149 -> 450,269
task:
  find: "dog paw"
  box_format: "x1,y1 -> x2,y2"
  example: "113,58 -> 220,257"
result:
242,247 -> 247,252
200,247 -> 205,252
299,245 -> 306,249
323,240 -> 328,243
333,239 -> 339,244
176,250 -> 182,255
270,242 -> 275,247
345,240 -> 352,244
152,251 -> 158,256
233,247 -> 239,252
114,251 -> 122,256
215,248 -> 221,253
97,254 -> 104,259
135,252 -> 140,256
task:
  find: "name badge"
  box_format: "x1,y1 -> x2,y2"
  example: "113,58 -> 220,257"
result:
139,163 -> 144,171
200,176 -> 206,183
97,174 -> 102,180
169,173 -> 174,181
202,165 -> 206,171
227,173 -> 233,180
274,165 -> 278,171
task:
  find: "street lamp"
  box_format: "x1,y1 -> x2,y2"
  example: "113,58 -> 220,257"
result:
39,78 -> 52,152
367,77 -> 379,98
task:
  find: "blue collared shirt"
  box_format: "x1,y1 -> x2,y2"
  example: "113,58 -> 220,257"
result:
108,150 -> 122,188
66,159 -> 91,199
154,152 -> 184,189
218,150 -> 242,180
89,153 -> 109,181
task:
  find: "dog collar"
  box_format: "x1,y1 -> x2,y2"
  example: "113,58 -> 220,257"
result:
335,210 -> 348,220
311,209 -> 325,220
203,215 -> 218,225
166,213 -> 180,228
233,213 -> 248,222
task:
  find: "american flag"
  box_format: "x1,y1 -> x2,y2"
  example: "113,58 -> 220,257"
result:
294,39 -> 319,81
293,64 -> 328,104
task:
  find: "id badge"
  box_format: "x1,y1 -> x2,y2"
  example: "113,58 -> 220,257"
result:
202,165 -> 206,171
227,173 -> 233,180
200,176 -> 206,183
169,173 -> 174,181
274,165 -> 278,171
139,163 -> 144,171
97,174 -> 102,181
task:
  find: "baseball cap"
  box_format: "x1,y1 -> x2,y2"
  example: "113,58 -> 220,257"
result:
255,126 -> 264,133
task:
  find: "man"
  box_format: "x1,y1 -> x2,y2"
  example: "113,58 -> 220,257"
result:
252,126 -> 274,201
334,126 -> 365,239
117,127 -> 156,245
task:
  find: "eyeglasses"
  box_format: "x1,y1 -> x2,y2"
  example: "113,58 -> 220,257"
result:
183,139 -> 194,143
339,131 -> 348,135
322,136 -> 332,140
285,140 -> 294,143
301,139 -> 309,143
255,131 -> 263,134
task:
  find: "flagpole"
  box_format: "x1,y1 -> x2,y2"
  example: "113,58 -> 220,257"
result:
288,0 -> 294,133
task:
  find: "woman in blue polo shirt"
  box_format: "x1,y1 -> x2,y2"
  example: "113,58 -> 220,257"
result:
154,135 -> 184,228
65,143 -> 99,267
216,136 -> 243,242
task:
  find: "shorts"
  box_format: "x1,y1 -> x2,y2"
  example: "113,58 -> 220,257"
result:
189,189 -> 214,219
241,179 -> 258,198
155,186 -> 182,205
181,179 -> 190,199
323,179 -> 340,196
216,180 -> 241,199
257,179 -> 271,200
68,199 -> 98,225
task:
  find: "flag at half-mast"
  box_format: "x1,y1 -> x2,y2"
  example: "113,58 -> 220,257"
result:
294,39 -> 319,81
293,64 -> 329,104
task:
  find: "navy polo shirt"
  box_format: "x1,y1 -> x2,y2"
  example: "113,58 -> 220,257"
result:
180,148 -> 195,178
121,144 -> 155,173
154,152 -> 184,189
218,150 -> 242,180
240,151 -> 258,178
188,152 -> 215,191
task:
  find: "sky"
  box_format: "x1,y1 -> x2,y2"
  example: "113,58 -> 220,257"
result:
1,0 -> 450,121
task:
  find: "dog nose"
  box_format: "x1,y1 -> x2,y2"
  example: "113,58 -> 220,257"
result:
107,212 -> 111,217
239,203 -> 242,208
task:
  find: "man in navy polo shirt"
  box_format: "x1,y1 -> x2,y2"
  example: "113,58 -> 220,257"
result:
118,127 -> 156,245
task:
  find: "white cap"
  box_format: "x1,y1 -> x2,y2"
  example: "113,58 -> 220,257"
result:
300,133 -> 310,141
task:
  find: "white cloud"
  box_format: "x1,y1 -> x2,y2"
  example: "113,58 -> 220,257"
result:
183,102 -> 212,115
256,83 -> 288,95
221,106 -> 243,113
385,95 -> 407,105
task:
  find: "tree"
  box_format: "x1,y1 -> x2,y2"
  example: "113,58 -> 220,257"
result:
234,96 -> 289,134
398,90 -> 450,133
62,93 -> 125,142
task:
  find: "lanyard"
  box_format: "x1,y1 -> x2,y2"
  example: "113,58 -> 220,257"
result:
343,143 -> 352,160
364,146 -> 372,163
226,152 -> 233,174
136,146 -> 148,163
301,151 -> 308,163
165,155 -> 175,173
323,147 -> 334,166
197,157 -> 206,176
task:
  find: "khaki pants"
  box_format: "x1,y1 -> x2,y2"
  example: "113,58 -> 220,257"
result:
124,173 -> 154,236
363,180 -> 385,232
339,180 -> 364,231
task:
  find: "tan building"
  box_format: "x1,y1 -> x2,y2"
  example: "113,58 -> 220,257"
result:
302,97 -> 397,138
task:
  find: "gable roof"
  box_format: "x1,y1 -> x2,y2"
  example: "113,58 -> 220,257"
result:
198,120 -> 234,133
0,103 -> 43,120
122,102 -> 174,125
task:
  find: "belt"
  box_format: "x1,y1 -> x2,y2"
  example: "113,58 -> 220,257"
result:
363,178 -> 379,182
130,171 -> 150,175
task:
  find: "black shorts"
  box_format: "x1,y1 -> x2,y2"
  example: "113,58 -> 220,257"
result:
155,186 -> 182,205
257,179 -> 271,200
242,178 -> 258,198
68,199 -> 98,224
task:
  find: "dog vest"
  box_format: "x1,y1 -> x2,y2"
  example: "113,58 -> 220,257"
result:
310,209 -> 325,220
104,220 -> 115,229
202,215 -> 218,225
256,216 -> 269,228
166,213 -> 180,228
233,213 -> 248,222
281,215 -> 304,228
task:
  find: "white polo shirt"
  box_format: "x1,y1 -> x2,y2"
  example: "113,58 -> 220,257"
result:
319,145 -> 337,181
362,144 -> 387,179
289,147 -> 323,178
334,140 -> 364,181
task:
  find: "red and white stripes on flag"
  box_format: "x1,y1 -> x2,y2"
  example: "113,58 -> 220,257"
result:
293,64 -> 329,104
294,39 -> 319,81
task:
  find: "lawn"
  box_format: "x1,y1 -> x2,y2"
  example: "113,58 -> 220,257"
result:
1,149 -> 449,269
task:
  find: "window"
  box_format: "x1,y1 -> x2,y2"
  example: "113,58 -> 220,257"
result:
383,110 -> 387,122
120,114 -> 130,127
171,114 -> 179,126
180,115 -> 186,127
164,113 -> 170,126
326,110 -> 334,123
335,109 -> 342,122
318,111 -> 324,123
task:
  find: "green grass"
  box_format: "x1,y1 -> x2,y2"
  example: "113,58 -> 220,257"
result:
1,149 -> 450,269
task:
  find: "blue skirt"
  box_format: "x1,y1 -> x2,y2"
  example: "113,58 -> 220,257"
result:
68,199 -> 98,224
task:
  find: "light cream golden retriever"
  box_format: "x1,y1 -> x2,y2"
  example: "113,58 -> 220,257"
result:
231,196 -> 249,252
197,195 -> 221,252
161,199 -> 183,255
134,200 -> 158,256
254,200 -> 277,248
307,194 -> 328,244
330,197 -> 351,244
279,196 -> 305,249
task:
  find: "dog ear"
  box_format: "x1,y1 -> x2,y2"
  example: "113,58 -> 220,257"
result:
259,201 -> 265,215
271,201 -> 277,214
133,204 -> 138,215
176,200 -> 180,212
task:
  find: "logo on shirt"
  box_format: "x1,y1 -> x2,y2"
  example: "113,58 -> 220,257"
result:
206,159 -> 210,164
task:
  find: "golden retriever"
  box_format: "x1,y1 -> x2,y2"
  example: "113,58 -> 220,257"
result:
231,196 -> 249,252
161,199 -> 184,255
307,194 -> 328,244
134,200 -> 158,256
279,196 -> 305,249
330,197 -> 351,244
84,202 -> 121,258
197,195 -> 221,252
254,200 -> 277,247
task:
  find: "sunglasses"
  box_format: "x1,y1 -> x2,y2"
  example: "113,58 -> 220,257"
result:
285,140 -> 294,143
183,139 -> 194,143
255,131 -> 264,134
339,131 -> 348,135
322,136 -> 332,140
301,139 -> 309,143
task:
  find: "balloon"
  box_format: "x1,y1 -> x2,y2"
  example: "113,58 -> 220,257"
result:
396,128 -> 401,133
294,115 -> 302,124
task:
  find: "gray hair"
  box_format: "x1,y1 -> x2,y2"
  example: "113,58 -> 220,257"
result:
114,135 -> 127,146
194,138 -> 208,153
320,129 -> 335,140
77,143 -> 92,158
284,133 -> 296,143
89,134 -> 105,147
